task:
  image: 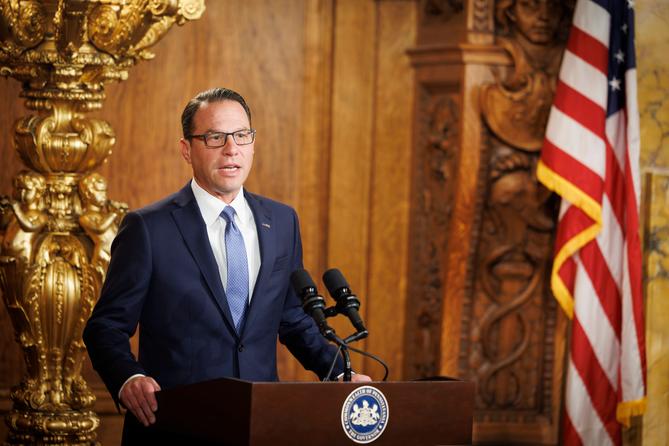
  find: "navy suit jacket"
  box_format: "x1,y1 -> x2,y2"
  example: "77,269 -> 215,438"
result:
83,184 -> 340,403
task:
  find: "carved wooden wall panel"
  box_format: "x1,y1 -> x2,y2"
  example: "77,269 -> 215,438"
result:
404,86 -> 461,379
466,132 -> 559,417
408,0 -> 573,443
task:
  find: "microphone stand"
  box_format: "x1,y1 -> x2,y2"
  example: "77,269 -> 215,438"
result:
320,308 -> 368,382
340,330 -> 368,381
324,329 -> 368,382
341,346 -> 352,382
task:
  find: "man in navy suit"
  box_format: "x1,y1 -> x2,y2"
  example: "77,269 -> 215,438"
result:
83,88 -> 370,441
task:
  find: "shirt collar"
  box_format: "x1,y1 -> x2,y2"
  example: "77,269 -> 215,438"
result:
190,179 -> 252,227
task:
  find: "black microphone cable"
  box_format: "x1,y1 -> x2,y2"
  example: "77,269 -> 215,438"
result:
322,342 -> 389,382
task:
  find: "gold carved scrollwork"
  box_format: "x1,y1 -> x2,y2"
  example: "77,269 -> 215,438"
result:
89,0 -> 205,60
0,170 -> 128,443
0,1 -> 205,443
15,109 -> 115,174
88,4 -> 146,58
0,0 -> 47,49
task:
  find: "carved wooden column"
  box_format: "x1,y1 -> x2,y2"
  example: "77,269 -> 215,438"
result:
405,0 -> 571,443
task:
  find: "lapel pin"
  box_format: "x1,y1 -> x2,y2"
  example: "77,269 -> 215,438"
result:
261,223 -> 271,229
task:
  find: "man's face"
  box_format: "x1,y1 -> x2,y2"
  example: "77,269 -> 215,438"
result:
180,100 -> 254,203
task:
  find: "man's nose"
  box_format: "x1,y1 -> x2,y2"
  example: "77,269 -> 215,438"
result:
221,136 -> 238,153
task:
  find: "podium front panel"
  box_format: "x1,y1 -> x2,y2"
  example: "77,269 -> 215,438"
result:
155,378 -> 473,446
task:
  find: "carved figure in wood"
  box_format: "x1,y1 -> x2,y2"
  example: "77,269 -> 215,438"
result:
481,0 -> 570,150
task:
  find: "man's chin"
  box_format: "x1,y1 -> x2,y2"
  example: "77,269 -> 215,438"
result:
212,184 -> 242,199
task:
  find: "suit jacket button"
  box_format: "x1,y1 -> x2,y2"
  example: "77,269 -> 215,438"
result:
238,344 -> 244,352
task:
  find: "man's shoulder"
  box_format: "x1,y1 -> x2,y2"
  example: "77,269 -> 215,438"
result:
244,190 -> 296,216
131,184 -> 192,220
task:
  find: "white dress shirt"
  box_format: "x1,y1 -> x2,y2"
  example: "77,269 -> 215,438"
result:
190,179 -> 261,300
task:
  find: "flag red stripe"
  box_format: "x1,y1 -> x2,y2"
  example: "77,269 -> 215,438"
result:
566,25 -> 609,75
554,206 -> 598,255
541,139 -> 604,204
554,79 -> 606,137
604,142 -> 626,231
579,240 -> 622,337
563,411 -> 584,446
558,255 -> 577,296
551,83 -> 627,232
571,317 -> 621,442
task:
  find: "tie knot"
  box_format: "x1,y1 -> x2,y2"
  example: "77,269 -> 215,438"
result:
221,206 -> 236,223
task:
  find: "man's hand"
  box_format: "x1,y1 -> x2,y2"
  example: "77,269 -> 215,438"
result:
351,373 -> 372,383
120,376 -> 161,426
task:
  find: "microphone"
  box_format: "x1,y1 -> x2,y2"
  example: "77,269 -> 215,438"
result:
290,269 -> 335,340
322,269 -> 367,334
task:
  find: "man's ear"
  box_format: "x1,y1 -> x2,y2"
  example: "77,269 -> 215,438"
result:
180,138 -> 192,164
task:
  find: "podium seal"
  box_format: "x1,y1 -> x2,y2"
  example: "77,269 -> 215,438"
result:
341,386 -> 389,443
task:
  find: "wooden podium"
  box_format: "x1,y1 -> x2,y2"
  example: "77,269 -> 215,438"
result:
152,377 -> 474,446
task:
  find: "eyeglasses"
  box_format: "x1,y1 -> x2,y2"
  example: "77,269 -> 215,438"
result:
189,129 -> 256,148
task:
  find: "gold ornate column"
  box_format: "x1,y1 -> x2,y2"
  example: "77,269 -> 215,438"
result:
0,1 -> 204,444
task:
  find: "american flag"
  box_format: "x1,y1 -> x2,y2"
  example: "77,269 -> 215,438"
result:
536,0 -> 646,444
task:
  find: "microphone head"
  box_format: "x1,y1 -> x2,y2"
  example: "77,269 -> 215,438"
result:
322,268 -> 349,295
291,269 -> 317,295
323,268 -> 365,333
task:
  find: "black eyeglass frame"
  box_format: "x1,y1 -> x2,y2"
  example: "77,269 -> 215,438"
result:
189,129 -> 256,148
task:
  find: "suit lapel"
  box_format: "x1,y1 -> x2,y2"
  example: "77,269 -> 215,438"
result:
170,185 -> 237,334
243,191 -> 276,332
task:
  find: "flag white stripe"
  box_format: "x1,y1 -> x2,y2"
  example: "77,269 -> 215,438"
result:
573,255 -> 620,388
605,110 -> 627,174
565,358 -> 614,446
573,0 -> 610,47
560,50 -> 608,109
619,245 -> 645,401
596,195 -> 624,292
545,106 -> 607,179
558,200 -> 571,221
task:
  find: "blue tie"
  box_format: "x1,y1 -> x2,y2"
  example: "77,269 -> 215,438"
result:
221,206 -> 249,332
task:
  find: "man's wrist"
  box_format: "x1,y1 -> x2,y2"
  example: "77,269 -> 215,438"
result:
118,373 -> 146,401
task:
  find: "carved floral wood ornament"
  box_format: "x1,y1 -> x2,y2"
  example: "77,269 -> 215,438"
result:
0,1 -> 204,444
